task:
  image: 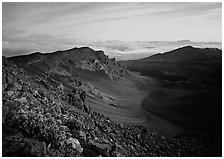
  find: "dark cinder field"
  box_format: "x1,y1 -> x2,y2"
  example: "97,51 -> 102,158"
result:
119,47 -> 222,136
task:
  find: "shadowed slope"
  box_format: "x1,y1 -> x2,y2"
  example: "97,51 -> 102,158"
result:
120,46 -> 222,135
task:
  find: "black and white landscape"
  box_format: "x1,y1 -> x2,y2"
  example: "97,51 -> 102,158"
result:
2,2 -> 222,157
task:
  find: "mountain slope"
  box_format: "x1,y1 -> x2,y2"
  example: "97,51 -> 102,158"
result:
2,46 -> 222,157
119,46 -> 222,136
141,46 -> 221,63
8,47 -> 126,80
120,46 -> 222,83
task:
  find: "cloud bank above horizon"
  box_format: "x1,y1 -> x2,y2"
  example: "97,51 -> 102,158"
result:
3,2 -> 222,58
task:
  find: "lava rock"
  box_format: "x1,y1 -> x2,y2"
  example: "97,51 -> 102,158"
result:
65,138 -> 83,154
23,138 -> 47,157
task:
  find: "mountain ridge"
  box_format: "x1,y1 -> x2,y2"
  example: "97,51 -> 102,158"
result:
8,47 -> 127,80
137,46 -> 222,63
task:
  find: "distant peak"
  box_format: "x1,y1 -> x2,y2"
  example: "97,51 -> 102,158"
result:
172,45 -> 195,52
61,46 -> 94,53
79,46 -> 94,50
181,45 -> 194,49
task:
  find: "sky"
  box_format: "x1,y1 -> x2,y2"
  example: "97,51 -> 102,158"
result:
2,2 -> 222,58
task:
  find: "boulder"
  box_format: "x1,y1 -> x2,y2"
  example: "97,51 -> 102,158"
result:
82,144 -> 101,157
2,106 -> 9,124
59,125 -> 70,132
3,142 -> 25,156
83,141 -> 110,157
65,138 -> 83,154
23,138 -> 47,157
2,131 -> 25,156
3,82 -> 8,91
14,82 -> 22,91
7,73 -> 14,84
76,130 -> 86,142
17,97 -> 28,105
3,135 -> 47,157
5,133 -> 24,143
7,91 -> 15,97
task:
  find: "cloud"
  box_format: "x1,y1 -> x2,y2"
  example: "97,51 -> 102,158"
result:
3,32 -> 76,57
2,2 -> 222,58
2,48 -> 32,57
80,40 -> 222,61
136,2 -> 221,20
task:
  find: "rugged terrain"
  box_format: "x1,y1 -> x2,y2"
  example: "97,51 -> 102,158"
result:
2,46 -> 222,156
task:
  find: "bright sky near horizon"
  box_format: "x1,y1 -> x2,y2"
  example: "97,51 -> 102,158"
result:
2,2 -> 222,56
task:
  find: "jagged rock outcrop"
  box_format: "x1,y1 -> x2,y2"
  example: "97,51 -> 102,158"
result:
8,47 -> 127,80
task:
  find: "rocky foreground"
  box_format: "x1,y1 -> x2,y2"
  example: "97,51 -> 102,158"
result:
2,54 -> 222,157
